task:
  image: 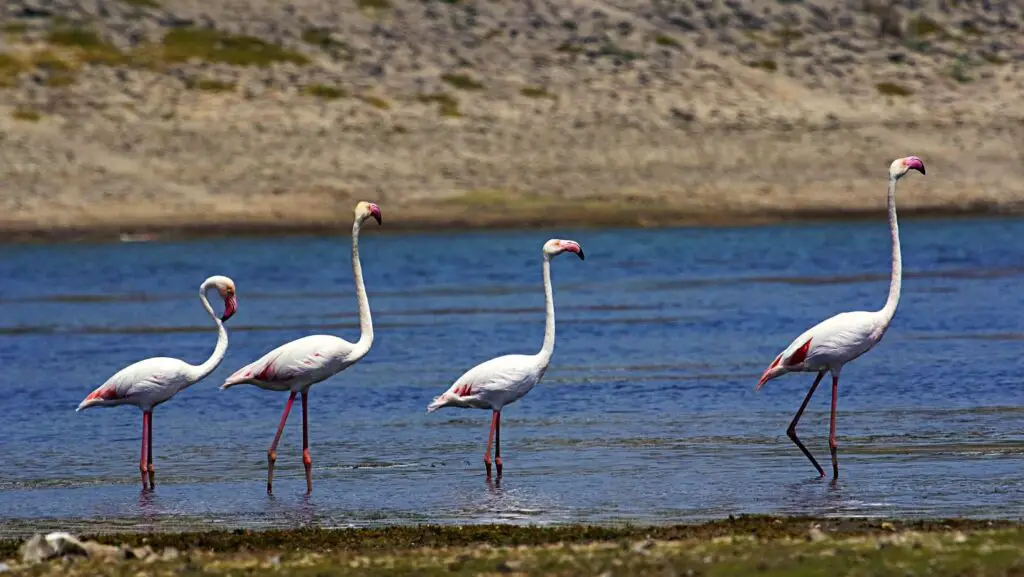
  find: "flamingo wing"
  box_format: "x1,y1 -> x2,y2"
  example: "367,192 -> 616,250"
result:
428,354 -> 542,412
77,357 -> 191,411
222,335 -> 352,389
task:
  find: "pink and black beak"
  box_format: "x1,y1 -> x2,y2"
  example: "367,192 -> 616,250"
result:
369,204 -> 382,225
563,242 -> 585,260
906,157 -> 925,175
221,295 -> 237,322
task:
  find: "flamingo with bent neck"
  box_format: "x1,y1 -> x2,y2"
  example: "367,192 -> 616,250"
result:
76,275 -> 238,490
755,156 -> 925,480
221,201 -> 381,495
427,238 -> 585,478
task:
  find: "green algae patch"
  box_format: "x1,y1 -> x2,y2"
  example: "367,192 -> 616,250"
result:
160,28 -> 310,67
0,517 -> 1021,576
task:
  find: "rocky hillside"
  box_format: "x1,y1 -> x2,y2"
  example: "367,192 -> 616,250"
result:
1,0 -> 1023,237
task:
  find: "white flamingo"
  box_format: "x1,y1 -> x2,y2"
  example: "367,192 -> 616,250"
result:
427,238 -> 585,478
221,201 -> 381,495
76,275 -> 238,489
755,156 -> 925,480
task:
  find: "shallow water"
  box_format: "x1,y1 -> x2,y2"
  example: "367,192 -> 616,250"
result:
0,218 -> 1022,537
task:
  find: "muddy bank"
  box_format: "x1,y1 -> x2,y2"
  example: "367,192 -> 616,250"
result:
1,516 -> 1020,576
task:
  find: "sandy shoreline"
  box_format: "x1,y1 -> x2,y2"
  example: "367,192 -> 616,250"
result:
3,202 -> 1021,245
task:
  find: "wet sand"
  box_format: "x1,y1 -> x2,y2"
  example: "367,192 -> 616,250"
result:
2,516 -> 1021,576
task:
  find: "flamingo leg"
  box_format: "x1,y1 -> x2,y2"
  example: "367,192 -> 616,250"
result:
786,371 -> 826,478
267,391 -> 297,495
829,374 -> 840,479
139,411 -> 150,490
494,411 -> 503,478
301,390 -> 312,495
147,411 -> 155,488
484,411 -> 498,478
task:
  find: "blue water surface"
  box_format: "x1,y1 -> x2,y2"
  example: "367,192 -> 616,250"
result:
0,217 -> 1022,536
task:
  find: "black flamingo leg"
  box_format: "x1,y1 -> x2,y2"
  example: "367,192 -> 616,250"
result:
267,391 -> 297,494
139,412 -> 149,490
147,411 -> 155,488
787,371 -> 826,478
484,411 -> 497,478
302,390 -> 312,495
494,411 -> 503,478
829,374 -> 840,479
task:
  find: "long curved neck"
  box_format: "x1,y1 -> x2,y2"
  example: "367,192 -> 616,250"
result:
537,256 -> 555,365
350,219 -> 373,359
189,288 -> 228,383
878,175 -> 902,325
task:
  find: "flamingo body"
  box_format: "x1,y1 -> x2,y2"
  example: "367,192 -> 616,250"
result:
78,357 -> 201,412
222,334 -> 361,393
427,353 -> 546,412
758,311 -> 883,389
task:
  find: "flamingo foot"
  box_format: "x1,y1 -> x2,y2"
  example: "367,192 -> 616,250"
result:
495,457 -> 503,478
148,464 -> 156,489
139,463 -> 149,490
484,455 -> 493,478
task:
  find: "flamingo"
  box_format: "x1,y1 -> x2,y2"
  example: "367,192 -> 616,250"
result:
221,201 -> 381,495
427,238 -> 585,478
76,275 -> 238,490
755,156 -> 925,480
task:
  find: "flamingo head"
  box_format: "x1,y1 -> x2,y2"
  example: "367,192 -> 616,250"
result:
543,238 -> 585,260
203,275 -> 237,322
355,201 -> 383,226
890,156 -> 926,179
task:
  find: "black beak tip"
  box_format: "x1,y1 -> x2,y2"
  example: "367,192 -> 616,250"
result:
577,250 -> 585,261
220,314 -> 229,322
374,214 -> 382,225
919,167 -> 926,175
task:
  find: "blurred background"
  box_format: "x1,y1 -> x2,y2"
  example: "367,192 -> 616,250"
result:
0,0 -> 1022,238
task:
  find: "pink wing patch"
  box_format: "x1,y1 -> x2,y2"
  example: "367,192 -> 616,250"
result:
785,339 -> 812,366
452,384 -> 473,397
85,387 -> 118,402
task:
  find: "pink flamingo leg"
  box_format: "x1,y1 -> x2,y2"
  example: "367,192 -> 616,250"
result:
301,390 -> 312,495
484,411 -> 498,478
147,411 -> 156,488
829,374 -> 840,479
139,411 -> 150,489
786,371 -> 826,478
267,391 -> 297,495
494,411 -> 503,478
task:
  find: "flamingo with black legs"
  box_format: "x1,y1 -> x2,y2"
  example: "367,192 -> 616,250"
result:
221,201 -> 381,495
427,238 -> 584,478
76,275 -> 238,489
755,156 -> 925,480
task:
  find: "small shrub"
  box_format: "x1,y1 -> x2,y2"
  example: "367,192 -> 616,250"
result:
11,108 -> 41,121
980,52 -> 1008,65
749,59 -> 778,72
47,26 -> 126,65
959,21 -> 983,36
950,56 -> 972,83
120,0 -> 160,7
654,34 -> 681,48
417,93 -> 460,117
599,42 -> 641,61
909,16 -> 941,37
188,78 -> 235,91
774,27 -> 804,46
161,28 -> 310,67
34,51 -> 77,86
556,42 -> 583,54
3,22 -> 30,35
875,81 -> 912,96
355,0 -> 391,10
902,38 -> 931,53
441,73 -> 484,90
359,94 -> 391,109
0,53 -> 23,87
305,84 -> 347,99
519,86 -> 554,99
